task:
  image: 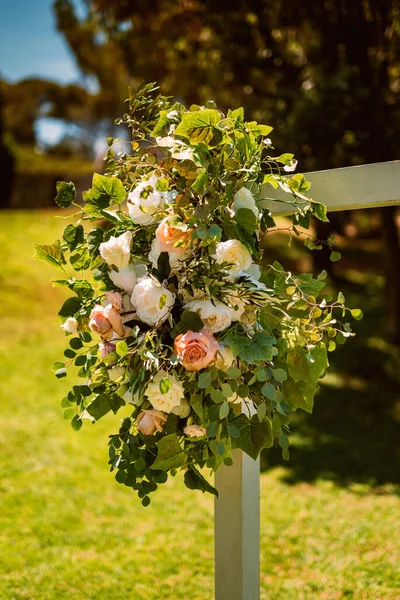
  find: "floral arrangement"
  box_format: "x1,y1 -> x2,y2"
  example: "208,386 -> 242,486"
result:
35,83 -> 362,505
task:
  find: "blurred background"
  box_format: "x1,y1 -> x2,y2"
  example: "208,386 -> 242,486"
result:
1,1 -> 400,598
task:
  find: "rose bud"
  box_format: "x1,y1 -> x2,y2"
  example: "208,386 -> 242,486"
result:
137,409 -> 168,435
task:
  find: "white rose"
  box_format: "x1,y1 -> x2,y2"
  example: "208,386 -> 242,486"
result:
109,265 -> 137,293
60,317 -> 78,334
214,344 -> 235,371
128,174 -> 167,226
233,187 -> 259,218
131,276 -> 175,326
145,370 -> 185,413
184,299 -> 232,333
148,237 -> 183,271
171,397 -> 191,418
215,239 -> 252,275
99,231 -> 132,270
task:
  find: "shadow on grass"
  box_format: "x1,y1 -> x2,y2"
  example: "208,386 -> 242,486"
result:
261,262 -> 400,493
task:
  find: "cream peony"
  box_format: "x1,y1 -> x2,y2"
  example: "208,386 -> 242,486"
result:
184,424 -> 206,438
128,174 -> 167,226
215,239 -> 252,275
99,231 -> 132,270
60,317 -> 78,334
214,344 -> 235,371
184,299 -> 232,333
137,409 -> 168,435
233,187 -> 259,218
145,370 -> 185,413
131,276 -> 175,326
109,265 -> 137,293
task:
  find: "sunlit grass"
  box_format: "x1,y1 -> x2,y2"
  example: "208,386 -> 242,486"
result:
0,209 -> 400,599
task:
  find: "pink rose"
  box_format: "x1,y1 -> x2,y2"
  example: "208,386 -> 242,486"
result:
99,341 -> 116,358
105,291 -> 123,311
184,424 -> 206,438
155,220 -> 192,254
89,304 -> 126,340
137,409 -> 168,435
174,328 -> 218,371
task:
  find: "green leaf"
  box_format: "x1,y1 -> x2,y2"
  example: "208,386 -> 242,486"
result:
184,466 -> 218,497
86,393 -> 111,421
150,434 -> 187,470
272,368 -> 287,382
174,109 -> 221,146
198,372 -> 212,389
54,181 -> 75,208
351,308 -> 363,320
261,382 -> 275,400
69,337 -> 83,350
281,377 -> 316,413
219,402 -> 230,419
87,227 -> 104,256
116,341 -> 129,356
287,343 -> 328,385
170,311 -> 204,339
58,297 -> 82,318
84,173 -> 125,210
192,168 -> 208,194
235,208 -> 258,234
33,240 -> 65,269
226,332 -> 276,364
190,395 -> 204,419
71,415 -> 82,431
226,366 -> 241,379
63,224 -> 84,251
210,388 -> 224,404
155,252 -> 170,283
257,403 -> 267,421
160,378 -> 172,394
231,414 -> 273,459
70,248 -> 91,271
330,251 -> 341,262
311,201 -> 329,222
55,368 -> 67,379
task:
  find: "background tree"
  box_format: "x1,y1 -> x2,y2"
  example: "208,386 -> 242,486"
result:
53,0 -> 400,341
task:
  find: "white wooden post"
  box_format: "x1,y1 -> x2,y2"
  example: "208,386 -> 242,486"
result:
214,160 -> 400,600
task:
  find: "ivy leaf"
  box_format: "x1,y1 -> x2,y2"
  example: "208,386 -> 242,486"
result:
86,394 -> 111,421
87,227 -> 104,256
33,240 -> 66,269
150,434 -> 187,470
281,377 -> 316,413
231,414 -> 273,459
311,201 -> 329,222
174,109 -> 221,146
235,208 -> 258,235
84,173 -> 126,210
226,332 -> 276,364
184,466 -> 218,497
287,343 -> 328,385
54,181 -> 75,208
192,168 -> 208,194
170,311 -> 204,339
63,224 -> 84,251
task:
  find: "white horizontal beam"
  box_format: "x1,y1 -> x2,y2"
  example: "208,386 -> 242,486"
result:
258,160 -> 400,215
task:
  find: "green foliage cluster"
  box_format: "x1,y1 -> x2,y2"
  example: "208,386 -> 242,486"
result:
35,83 -> 362,505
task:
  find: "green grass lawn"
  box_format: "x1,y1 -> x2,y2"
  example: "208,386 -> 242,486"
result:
1,209 -> 400,599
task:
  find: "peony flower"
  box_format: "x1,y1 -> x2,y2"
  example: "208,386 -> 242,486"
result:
99,341 -> 116,358
109,265 -> 137,293
128,174 -> 167,226
148,237 -> 185,271
137,409 -> 168,435
131,276 -> 175,326
171,397 -> 191,418
214,344 -> 235,371
184,424 -> 206,438
155,219 -> 192,254
174,329 -> 218,371
89,304 -> 126,340
105,291 -> 123,311
144,370 -> 185,413
214,239 -> 252,275
184,299 -> 232,333
99,231 -> 132,270
233,187 -> 259,218
60,317 -> 78,334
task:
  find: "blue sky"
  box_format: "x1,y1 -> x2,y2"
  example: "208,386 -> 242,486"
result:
0,0 -> 88,143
